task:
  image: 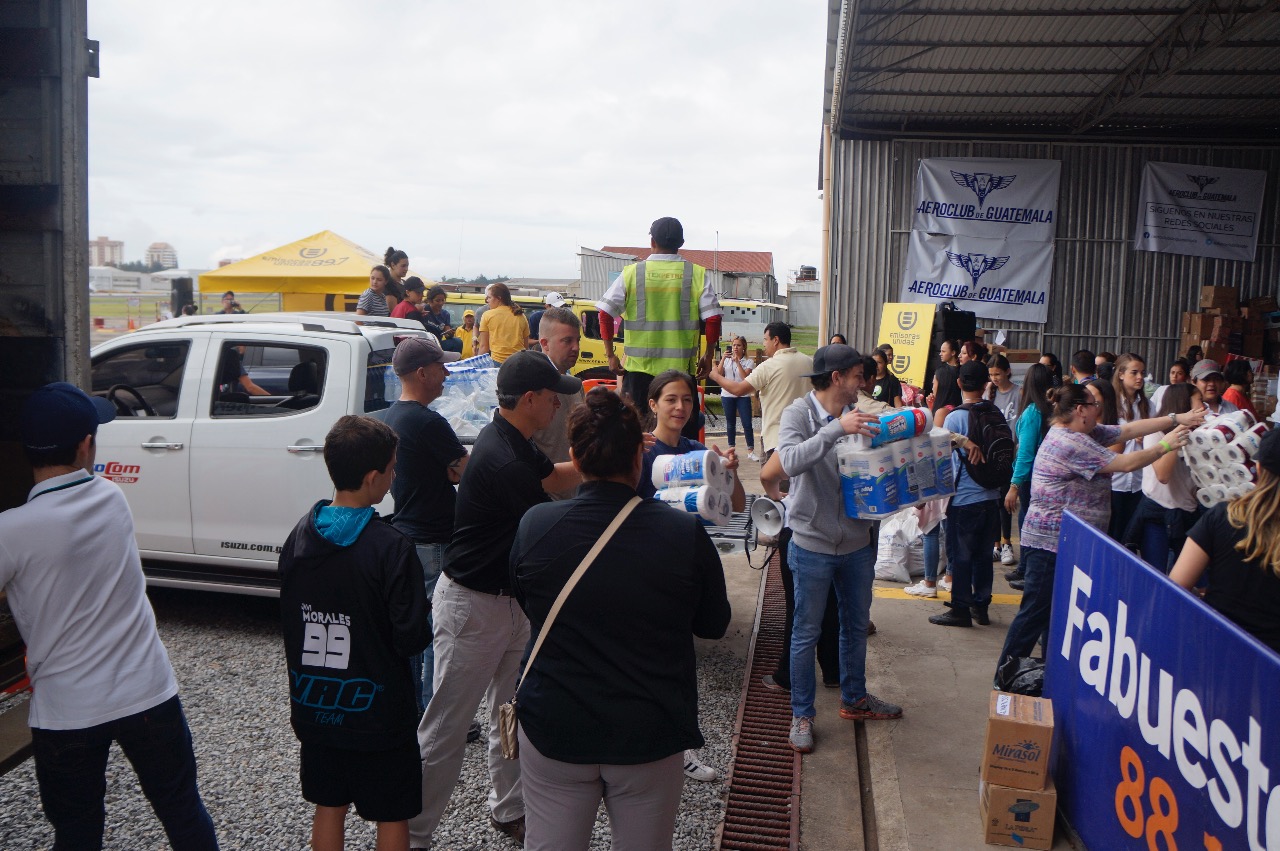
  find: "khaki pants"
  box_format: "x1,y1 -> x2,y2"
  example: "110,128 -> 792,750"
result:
518,728 -> 684,851
408,574 -> 530,848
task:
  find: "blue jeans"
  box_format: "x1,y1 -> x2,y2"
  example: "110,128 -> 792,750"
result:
788,541 -> 875,718
411,543 -> 446,713
30,695 -> 218,851
946,500 -> 998,611
721,396 -> 754,450
922,525 -> 940,582
996,546 -> 1058,673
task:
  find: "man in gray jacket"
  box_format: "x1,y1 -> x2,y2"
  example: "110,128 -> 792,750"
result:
776,345 -> 904,754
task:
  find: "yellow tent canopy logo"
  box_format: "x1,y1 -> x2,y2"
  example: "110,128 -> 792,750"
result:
897,311 -> 919,331
300,247 -> 328,259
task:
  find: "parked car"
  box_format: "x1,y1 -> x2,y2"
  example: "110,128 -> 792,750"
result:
88,312 -> 428,595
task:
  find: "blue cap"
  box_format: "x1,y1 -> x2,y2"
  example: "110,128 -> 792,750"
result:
21,382 -> 117,454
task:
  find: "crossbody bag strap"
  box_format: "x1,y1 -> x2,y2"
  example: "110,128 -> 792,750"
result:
515,495 -> 642,693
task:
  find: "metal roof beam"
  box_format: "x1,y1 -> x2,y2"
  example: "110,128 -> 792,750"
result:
856,37 -> 1280,48
1071,0 -> 1280,133
857,5 -> 1189,15
848,89 -> 1280,98
844,65 -> 1280,76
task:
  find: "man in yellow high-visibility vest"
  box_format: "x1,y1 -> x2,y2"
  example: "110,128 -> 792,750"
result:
596,217 -> 723,431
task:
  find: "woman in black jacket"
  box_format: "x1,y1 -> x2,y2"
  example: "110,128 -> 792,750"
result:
510,388 -> 731,851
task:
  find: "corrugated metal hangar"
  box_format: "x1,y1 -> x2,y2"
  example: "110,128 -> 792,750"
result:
820,0 -> 1280,373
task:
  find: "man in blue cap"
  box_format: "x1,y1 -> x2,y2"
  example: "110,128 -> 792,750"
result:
0,383 -> 219,849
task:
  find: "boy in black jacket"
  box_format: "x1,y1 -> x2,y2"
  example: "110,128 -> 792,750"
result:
279,414 -> 431,851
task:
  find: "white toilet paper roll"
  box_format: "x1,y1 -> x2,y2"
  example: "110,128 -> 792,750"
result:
1219,443 -> 1249,465
1197,488 -> 1216,509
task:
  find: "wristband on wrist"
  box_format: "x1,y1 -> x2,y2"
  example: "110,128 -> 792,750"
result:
1169,412 -> 1178,424
1158,439 -> 1173,454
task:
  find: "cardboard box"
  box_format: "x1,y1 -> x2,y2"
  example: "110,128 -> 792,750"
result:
982,691 -> 1054,790
980,778 -> 1057,850
1200,285 -> 1239,310
1002,349 -> 1041,364
1182,312 -> 1215,338
1248,295 -> 1280,314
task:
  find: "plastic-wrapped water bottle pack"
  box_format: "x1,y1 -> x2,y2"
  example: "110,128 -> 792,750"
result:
430,354 -> 499,438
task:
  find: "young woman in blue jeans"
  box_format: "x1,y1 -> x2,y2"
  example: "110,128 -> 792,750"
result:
713,336 -> 759,461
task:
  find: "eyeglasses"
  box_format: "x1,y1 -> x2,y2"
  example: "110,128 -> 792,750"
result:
1078,401 -> 1100,408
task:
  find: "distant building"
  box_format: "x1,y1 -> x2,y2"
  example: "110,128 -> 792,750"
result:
89,266 -> 146,292
89,236 -> 124,267
146,242 -> 179,269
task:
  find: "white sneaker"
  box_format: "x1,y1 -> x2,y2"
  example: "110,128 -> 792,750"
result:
904,580 -> 937,598
1000,543 -> 1016,565
939,576 -> 952,592
992,545 -> 1002,562
747,451 -> 761,462
683,750 -> 718,782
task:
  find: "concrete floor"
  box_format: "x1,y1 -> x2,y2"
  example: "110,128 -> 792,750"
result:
715,458 -> 1076,851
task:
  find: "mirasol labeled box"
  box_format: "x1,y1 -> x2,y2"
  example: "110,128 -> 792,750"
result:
981,691 -> 1054,790
980,777 -> 1057,851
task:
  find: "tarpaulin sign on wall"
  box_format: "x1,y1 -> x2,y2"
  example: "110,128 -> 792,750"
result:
1046,513 -> 1280,851
901,157 -> 1061,324
1134,162 -> 1267,263
912,157 -> 1062,242
901,232 -> 1054,325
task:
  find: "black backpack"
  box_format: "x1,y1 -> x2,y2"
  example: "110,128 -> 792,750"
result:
958,400 -> 1014,489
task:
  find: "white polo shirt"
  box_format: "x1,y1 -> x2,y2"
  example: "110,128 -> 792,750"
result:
0,471 -> 177,729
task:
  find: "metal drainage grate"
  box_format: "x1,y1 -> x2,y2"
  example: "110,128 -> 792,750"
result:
717,550 -> 799,851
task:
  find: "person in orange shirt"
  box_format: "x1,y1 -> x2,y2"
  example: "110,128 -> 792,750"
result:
1222,360 -> 1259,418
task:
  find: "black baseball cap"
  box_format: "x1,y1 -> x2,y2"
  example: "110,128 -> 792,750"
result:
649,217 -> 685,250
402,276 -> 426,293
497,350 -> 582,396
804,344 -> 864,377
1255,427 -> 1280,477
22,382 -> 117,454
958,360 -> 991,389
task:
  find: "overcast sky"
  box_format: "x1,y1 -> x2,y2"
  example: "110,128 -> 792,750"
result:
88,1 -> 828,287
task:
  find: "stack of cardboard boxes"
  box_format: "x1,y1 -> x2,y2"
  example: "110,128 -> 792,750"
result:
1181,286 -> 1280,366
979,691 -> 1057,849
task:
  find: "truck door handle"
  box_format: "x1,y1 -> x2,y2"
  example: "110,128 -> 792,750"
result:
141,442 -> 184,450
287,445 -> 324,453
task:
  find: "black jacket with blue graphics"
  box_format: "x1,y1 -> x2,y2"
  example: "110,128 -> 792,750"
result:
278,501 -> 430,750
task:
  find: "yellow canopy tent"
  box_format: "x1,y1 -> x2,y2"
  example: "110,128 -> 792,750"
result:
198,231 -> 421,312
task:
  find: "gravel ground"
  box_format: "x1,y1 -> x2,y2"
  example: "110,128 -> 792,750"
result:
0,588 -> 744,850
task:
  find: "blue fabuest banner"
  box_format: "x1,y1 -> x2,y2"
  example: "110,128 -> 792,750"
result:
1046,513 -> 1280,851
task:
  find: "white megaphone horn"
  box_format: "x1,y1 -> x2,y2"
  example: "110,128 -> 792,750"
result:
750,496 -> 787,541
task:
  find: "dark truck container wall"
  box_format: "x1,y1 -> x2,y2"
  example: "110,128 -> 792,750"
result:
0,0 -> 96,773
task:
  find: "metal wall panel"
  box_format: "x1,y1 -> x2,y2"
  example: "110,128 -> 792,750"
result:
826,136 -> 1280,379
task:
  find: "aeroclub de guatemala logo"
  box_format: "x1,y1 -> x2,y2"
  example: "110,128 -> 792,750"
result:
946,251 -> 1010,289
1169,173 -> 1237,202
951,170 -> 1016,209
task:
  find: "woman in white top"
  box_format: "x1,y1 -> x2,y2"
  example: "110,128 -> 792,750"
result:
1109,353 -> 1152,540
1123,383 -> 1203,571
713,336 -> 759,461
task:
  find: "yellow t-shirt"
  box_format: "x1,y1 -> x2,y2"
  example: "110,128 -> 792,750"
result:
479,306 -> 529,363
456,325 -> 475,359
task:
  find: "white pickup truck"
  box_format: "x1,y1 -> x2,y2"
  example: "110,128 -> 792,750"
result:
88,312 -> 430,595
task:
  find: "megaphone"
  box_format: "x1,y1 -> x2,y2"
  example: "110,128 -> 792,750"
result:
750,496 -> 787,541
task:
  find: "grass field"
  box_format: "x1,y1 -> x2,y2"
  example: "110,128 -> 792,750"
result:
89,292 -> 281,323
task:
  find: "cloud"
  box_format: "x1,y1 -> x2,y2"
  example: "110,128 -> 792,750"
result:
88,0 -> 825,284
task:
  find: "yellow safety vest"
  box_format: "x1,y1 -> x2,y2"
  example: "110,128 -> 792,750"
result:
621,259 -> 706,376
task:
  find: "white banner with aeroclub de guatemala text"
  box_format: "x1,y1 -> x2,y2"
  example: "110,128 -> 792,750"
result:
900,232 -> 1054,324
913,157 -> 1062,242
1134,161 -> 1267,262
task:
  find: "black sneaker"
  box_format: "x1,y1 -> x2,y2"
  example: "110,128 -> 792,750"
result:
971,606 -> 990,625
929,609 -> 973,627
1004,568 -> 1024,583
1008,579 -> 1025,591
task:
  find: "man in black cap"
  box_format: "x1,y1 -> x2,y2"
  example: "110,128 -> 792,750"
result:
930,359 -> 1003,628
596,217 -> 723,436
409,351 -> 582,849
775,345 -> 903,756
0,384 -> 219,849
379,336 -> 464,714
